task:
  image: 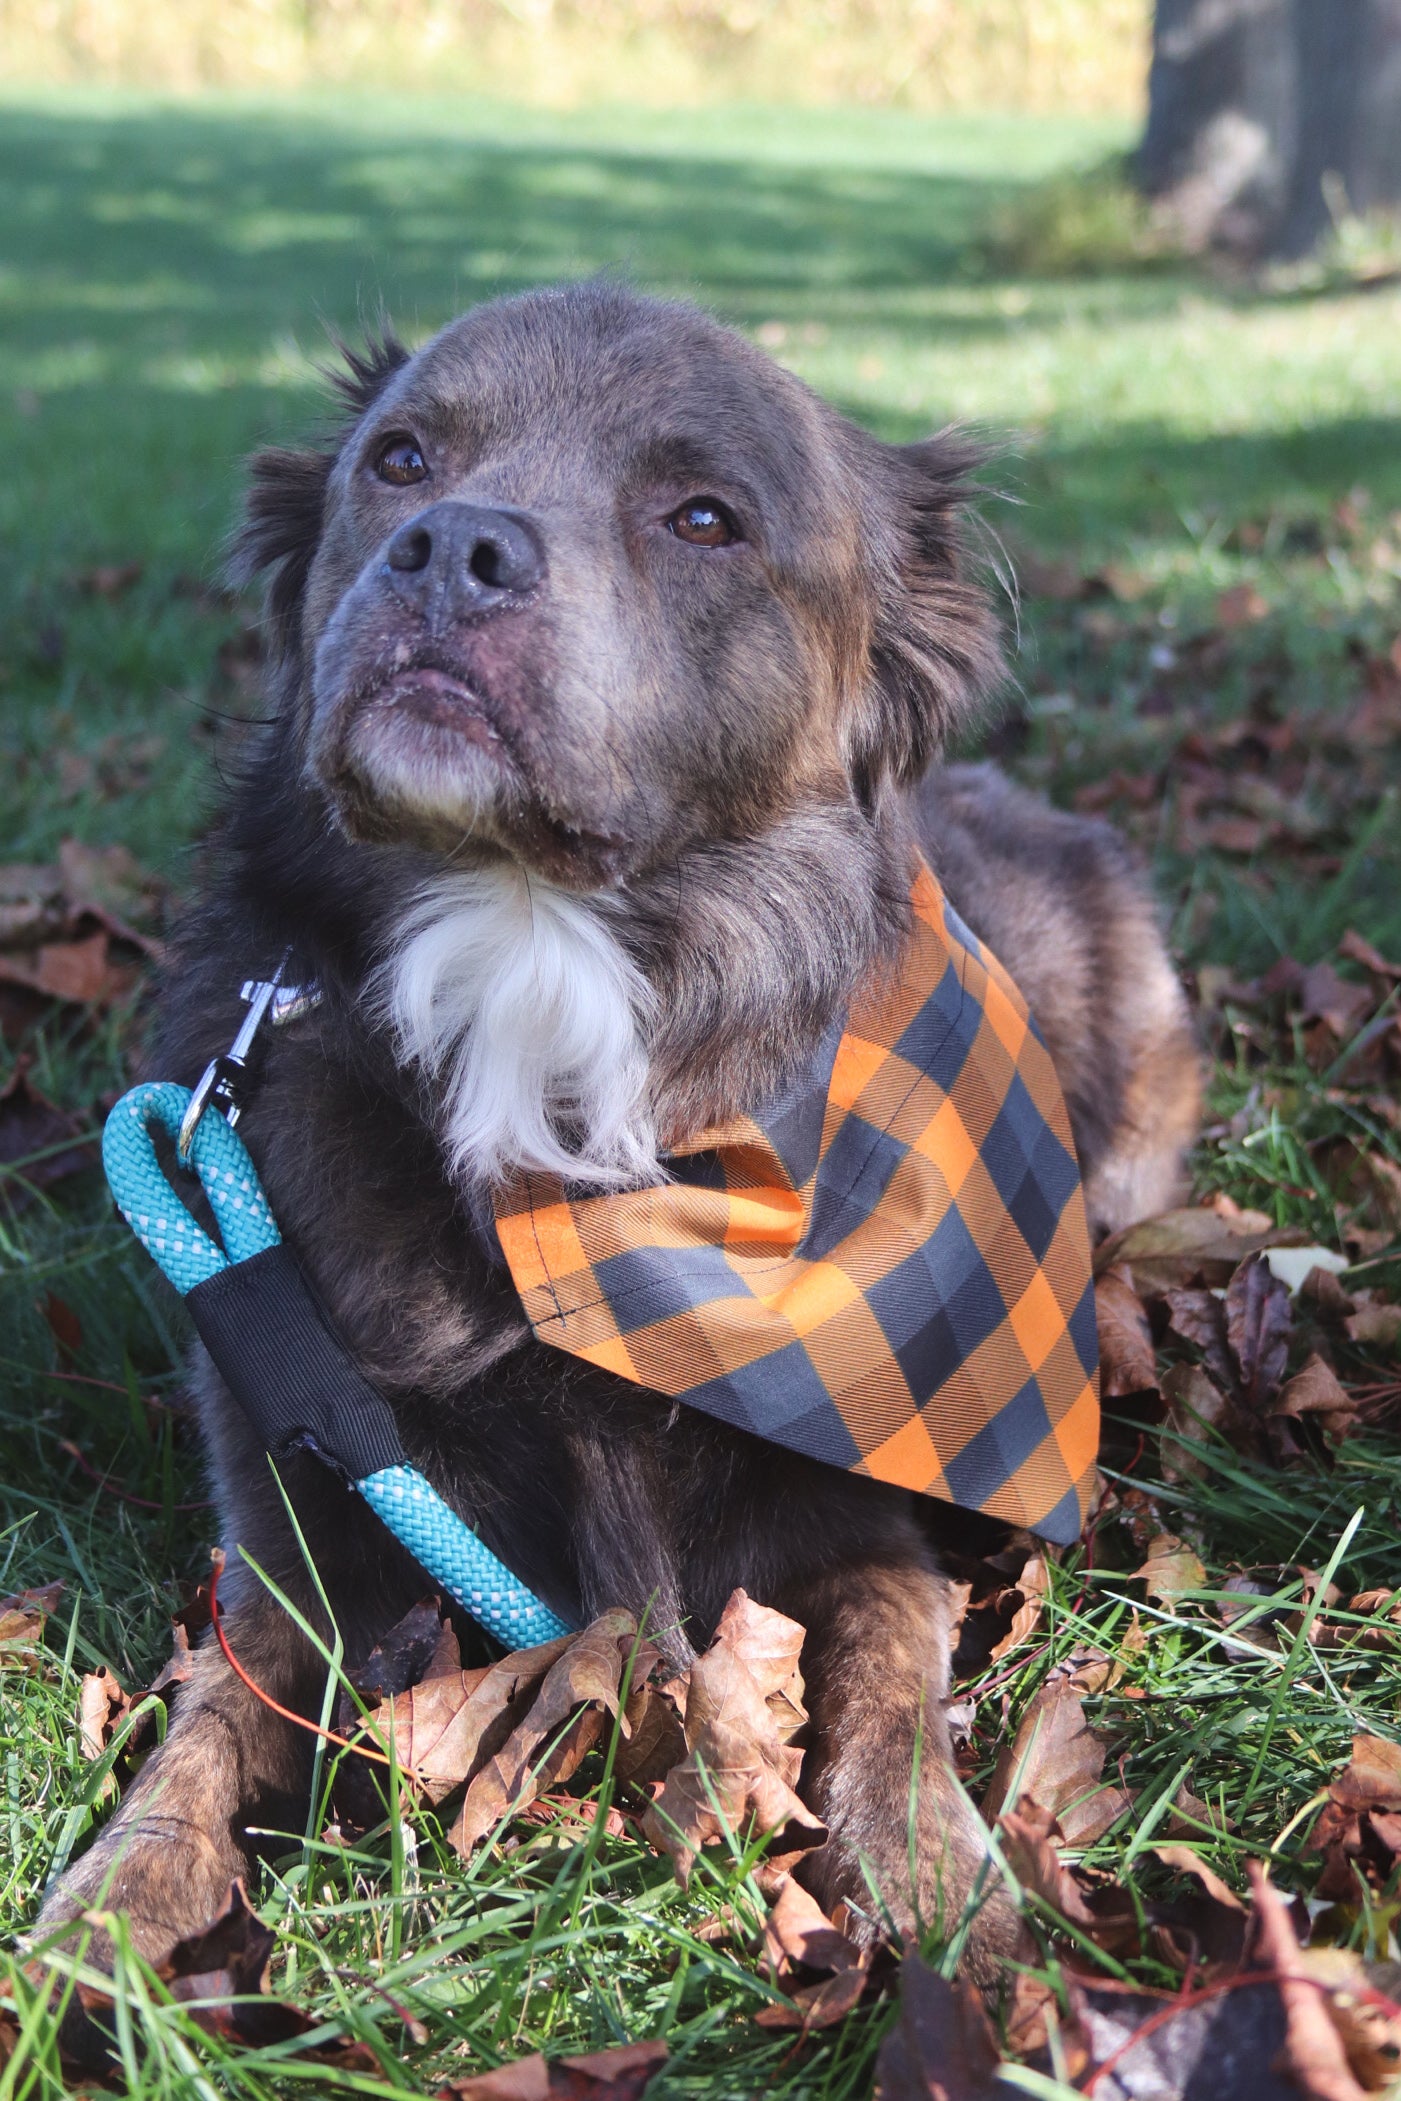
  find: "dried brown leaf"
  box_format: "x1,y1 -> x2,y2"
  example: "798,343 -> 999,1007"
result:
641,1589 -> 824,1884
1298,962 -> 1375,1042
42,1292 -> 83,1365
1095,1206 -> 1304,1292
0,930 -> 130,1006
450,1610 -> 651,1854
1096,1266 -> 1159,1397
987,1553 -> 1049,1663
1326,1735 -> 1401,1814
1154,1843 -> 1244,1911
1275,1354 -> 1359,1441
79,1668 -> 130,1771
0,1063 -> 95,1208
0,1579 -> 64,1669
352,1597 -> 453,1703
755,1964 -> 871,2032
1306,1737 -> 1401,1901
1226,1253 -> 1292,1412
1248,1864 -> 1371,2101
1345,1295 -> 1401,1350
56,838 -> 159,924
368,1629 -> 574,1804
1129,1532 -> 1207,1603
998,1802 -> 1139,1957
1341,929 -> 1401,982
873,1953 -> 1003,2100
434,2040 -> 667,2100
74,561 -> 143,599
1160,1284 -> 1235,1388
1216,584 -> 1269,628
762,1876 -> 861,1980
612,1676 -> 686,1787
982,1680 -> 1130,1844
1147,1841 -> 1250,1974
1160,1363 -> 1232,1484
146,1617 -> 195,1698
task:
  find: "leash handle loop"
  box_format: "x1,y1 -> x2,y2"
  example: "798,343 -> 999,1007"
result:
102,1083 -> 575,1651
103,1083 -> 280,1295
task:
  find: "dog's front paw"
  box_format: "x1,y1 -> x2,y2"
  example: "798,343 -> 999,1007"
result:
35,1814 -> 248,1971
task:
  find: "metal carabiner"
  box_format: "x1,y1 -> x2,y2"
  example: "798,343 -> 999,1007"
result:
176,949 -> 321,1161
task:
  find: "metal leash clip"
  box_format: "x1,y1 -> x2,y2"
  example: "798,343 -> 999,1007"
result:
177,949 -> 322,1161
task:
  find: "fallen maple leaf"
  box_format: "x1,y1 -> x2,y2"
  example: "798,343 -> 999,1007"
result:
1095,1206 -> 1305,1292
448,1609 -> 645,1855
754,1964 -> 871,2033
987,1552 -> 1049,1664
367,1621 -> 575,1804
1159,1283 -> 1235,1388
761,1875 -> 861,1981
998,1802 -> 1141,1959
641,1589 -> 825,1885
1345,1296 -> 1401,1350
1307,1735 -> 1401,1899
1216,584 -> 1269,629
1297,962 -> 1375,1042
873,1952 -> 1003,2100
1248,1864 -> 1371,2101
1274,1355 -> 1358,1442
982,1678 -> 1130,1844
1341,929 -> 1401,982
56,839 -> 162,929
0,930 -> 134,1007
351,1596 -> 450,1702
434,2039 -> 667,2100
1129,1533 -> 1207,1604
1096,1266 -> 1159,1397
0,1063 -> 96,1211
0,1580 -> 64,1670
73,561 -> 143,599
78,1668 -> 130,1794
754,1876 -> 874,2030
1159,1363 -> 1233,1484
1148,1843 -> 1249,1973
1226,1254 -> 1293,1414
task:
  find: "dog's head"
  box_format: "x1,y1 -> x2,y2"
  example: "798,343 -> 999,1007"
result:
238,283 -> 1000,891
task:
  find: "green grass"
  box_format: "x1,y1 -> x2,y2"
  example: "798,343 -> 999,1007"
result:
3,89 -> 1401,2098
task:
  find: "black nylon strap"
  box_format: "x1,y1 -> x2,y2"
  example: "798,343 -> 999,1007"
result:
186,1243 -> 408,1482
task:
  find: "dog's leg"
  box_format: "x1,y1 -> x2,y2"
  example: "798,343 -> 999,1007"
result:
35,1401 -> 429,1969
35,1580 -> 323,1964
785,1554 -> 1016,1978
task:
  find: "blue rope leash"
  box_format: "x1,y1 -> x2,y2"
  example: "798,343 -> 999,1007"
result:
104,1082 -> 572,1651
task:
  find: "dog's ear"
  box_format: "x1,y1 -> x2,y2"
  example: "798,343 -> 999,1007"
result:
229,328 -> 411,656
849,431 -> 1003,805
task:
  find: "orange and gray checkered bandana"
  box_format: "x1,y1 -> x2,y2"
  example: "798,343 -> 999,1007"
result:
494,862 -> 1100,1544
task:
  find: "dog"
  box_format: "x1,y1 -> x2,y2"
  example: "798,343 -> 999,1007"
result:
40,281 -> 1199,1978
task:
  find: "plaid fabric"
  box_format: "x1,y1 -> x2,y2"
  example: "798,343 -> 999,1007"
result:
494,863 -> 1100,1544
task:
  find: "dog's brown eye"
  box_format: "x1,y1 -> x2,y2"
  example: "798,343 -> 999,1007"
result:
667,499 -> 738,548
376,436 -> 428,486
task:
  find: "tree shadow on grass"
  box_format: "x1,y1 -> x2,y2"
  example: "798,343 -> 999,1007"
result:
1,98 -> 1219,366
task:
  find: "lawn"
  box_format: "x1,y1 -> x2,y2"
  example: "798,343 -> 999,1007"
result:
3,89 -> 1401,2099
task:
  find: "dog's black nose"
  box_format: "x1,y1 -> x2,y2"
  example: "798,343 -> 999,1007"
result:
383,501 -> 546,618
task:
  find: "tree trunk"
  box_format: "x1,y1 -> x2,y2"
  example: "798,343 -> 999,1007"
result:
1139,0 -> 1401,259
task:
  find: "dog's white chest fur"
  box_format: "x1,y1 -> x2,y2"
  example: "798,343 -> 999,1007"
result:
371,866 -> 658,1190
